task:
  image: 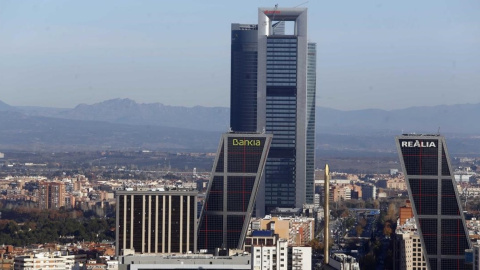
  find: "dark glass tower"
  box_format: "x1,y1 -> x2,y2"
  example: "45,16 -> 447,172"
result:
396,134 -> 472,270
197,132 -> 272,252
230,24 -> 258,132
230,8 -> 316,216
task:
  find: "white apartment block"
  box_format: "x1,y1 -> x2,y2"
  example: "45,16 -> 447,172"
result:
14,254 -> 62,270
14,252 -> 86,270
290,247 -> 311,270
251,239 -> 311,270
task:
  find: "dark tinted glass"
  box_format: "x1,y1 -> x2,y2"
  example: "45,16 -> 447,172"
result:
409,178 -> 437,215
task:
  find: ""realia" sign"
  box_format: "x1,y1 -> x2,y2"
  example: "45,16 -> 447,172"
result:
401,140 -> 436,148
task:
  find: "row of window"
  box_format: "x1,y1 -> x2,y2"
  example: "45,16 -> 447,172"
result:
267,47 -> 297,52
267,82 -> 296,86
267,52 -> 297,56
267,68 -> 297,73
268,73 -> 297,77
266,43 -> 297,47
267,78 -> 296,82
267,38 -> 297,43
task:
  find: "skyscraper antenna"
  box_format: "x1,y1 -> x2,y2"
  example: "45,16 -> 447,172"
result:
271,4 -> 278,22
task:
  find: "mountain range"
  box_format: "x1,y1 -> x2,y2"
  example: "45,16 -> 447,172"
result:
1,98 -> 480,155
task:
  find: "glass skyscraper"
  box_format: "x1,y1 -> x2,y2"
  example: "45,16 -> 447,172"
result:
230,24 -> 258,132
230,8 -> 316,216
197,132 -> 272,252
396,134 -> 471,269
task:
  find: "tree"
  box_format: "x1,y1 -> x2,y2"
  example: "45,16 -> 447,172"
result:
307,238 -> 323,251
383,203 -> 397,223
356,225 -> 364,237
359,217 -> 367,228
383,222 -> 393,237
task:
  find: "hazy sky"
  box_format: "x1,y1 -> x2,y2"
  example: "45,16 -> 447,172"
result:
1,0 -> 479,110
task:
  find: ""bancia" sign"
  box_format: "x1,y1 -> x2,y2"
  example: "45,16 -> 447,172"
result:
401,140 -> 436,148
232,139 -> 261,146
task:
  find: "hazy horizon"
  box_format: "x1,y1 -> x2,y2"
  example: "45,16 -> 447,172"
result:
4,97 -> 480,112
1,1 -> 479,110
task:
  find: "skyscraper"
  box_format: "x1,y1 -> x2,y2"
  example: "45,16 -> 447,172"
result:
230,23 -> 258,132
197,132 -> 272,252
396,134 -> 471,269
230,7 -> 316,215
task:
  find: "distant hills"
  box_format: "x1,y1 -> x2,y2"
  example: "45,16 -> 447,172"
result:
16,99 -> 229,132
1,98 -> 480,155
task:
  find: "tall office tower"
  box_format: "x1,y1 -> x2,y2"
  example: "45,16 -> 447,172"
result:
115,190 -> 197,256
257,7 -> 314,214
305,42 -> 317,205
396,134 -> 472,269
197,132 -> 272,252
230,8 -> 315,215
38,181 -> 66,209
230,24 -> 258,132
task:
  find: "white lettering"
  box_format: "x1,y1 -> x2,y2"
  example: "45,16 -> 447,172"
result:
401,140 -> 436,148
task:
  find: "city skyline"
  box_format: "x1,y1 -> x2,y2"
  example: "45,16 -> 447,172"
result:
1,1 -> 479,110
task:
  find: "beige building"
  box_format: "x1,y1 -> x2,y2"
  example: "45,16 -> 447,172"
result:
330,184 -> 362,202
387,178 -> 407,190
251,216 -> 314,246
394,218 -> 427,270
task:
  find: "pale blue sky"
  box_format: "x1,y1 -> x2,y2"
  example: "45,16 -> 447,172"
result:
0,0 -> 479,110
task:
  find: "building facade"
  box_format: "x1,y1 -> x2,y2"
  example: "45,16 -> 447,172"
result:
38,181 -> 66,209
251,241 -> 312,270
118,254 -> 252,270
14,253 -> 85,270
396,134 -> 472,269
257,7 -> 315,215
394,218 -> 427,270
115,190 -> 197,256
197,132 -> 272,252
230,8 -> 316,216
362,184 -> 376,200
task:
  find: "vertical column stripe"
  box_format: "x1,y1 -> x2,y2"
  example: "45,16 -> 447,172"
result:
130,195 -> 134,249
180,195 -> 183,253
168,195 -> 172,253
162,195 -> 166,253
155,195 -> 159,254
186,195 -> 190,252
142,195 -> 145,253
148,195 -> 152,253
123,195 -> 127,250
